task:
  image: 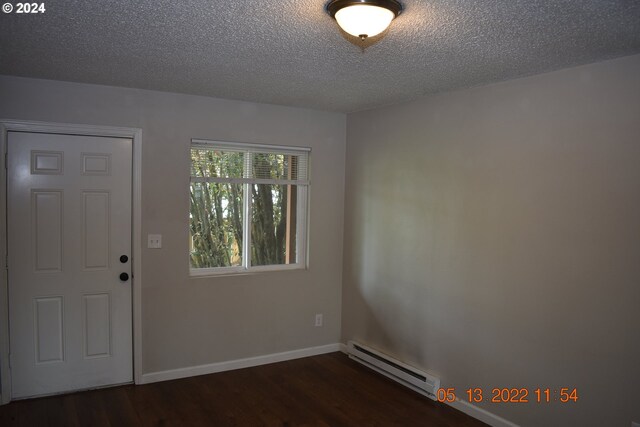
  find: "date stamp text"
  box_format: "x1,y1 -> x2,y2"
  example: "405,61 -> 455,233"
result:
437,387 -> 579,404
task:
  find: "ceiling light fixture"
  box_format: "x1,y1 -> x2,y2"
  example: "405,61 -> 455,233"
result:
326,0 -> 403,41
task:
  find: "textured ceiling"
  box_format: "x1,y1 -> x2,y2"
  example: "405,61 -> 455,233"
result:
1,0 -> 639,112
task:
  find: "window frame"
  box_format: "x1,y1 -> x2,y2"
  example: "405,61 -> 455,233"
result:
189,139 -> 310,276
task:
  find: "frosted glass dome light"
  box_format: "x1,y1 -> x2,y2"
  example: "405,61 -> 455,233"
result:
327,0 -> 403,41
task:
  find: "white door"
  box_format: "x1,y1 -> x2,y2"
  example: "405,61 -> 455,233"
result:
7,131 -> 133,398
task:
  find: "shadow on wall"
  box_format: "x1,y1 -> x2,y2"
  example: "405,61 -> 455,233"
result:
343,252 -> 435,375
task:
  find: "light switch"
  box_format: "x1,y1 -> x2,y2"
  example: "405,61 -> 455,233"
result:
148,234 -> 162,249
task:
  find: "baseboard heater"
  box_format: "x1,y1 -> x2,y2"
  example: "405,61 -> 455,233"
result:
347,341 -> 440,401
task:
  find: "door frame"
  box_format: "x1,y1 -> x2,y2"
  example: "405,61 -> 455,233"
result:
0,119 -> 143,404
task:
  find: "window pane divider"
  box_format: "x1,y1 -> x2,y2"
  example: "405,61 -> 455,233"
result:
242,154 -> 252,269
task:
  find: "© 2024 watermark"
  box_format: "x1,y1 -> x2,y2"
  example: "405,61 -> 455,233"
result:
3,2 -> 46,14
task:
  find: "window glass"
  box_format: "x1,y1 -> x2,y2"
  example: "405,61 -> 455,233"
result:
189,141 -> 309,274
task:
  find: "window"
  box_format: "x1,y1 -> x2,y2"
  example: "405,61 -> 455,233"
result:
189,140 -> 310,275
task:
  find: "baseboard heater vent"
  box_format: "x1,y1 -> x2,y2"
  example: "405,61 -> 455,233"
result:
347,341 -> 440,401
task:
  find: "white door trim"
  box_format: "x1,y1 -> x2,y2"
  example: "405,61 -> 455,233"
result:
0,119 -> 143,404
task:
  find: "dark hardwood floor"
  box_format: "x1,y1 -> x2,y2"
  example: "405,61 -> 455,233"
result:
0,352 -> 487,426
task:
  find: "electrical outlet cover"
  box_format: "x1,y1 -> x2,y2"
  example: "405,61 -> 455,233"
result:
148,234 -> 162,249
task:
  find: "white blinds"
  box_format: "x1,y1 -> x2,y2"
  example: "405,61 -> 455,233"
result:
190,140 -> 310,185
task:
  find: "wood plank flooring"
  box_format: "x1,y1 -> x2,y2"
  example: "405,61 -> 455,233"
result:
0,352 -> 487,426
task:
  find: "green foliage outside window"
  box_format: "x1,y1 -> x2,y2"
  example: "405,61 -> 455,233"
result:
189,147 -> 299,269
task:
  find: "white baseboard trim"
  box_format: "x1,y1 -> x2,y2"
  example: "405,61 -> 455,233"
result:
446,398 -> 519,427
140,343 -> 341,384
339,342 -> 348,353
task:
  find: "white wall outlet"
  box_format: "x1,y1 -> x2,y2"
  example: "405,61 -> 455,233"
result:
315,313 -> 323,327
148,234 -> 162,249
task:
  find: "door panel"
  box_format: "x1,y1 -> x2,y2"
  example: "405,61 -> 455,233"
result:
82,293 -> 111,358
8,131 -> 132,398
34,296 -> 64,364
82,191 -> 110,270
32,190 -> 64,272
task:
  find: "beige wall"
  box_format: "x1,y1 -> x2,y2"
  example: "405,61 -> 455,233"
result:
343,54 -> 640,427
0,76 -> 346,374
